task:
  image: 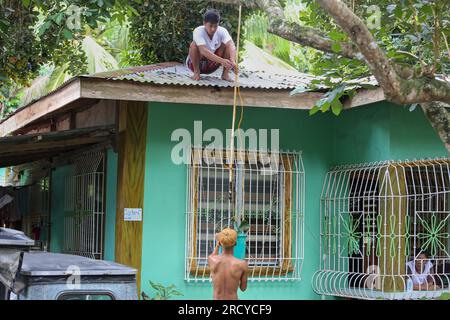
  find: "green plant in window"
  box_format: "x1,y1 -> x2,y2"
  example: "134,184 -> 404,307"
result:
417,213 -> 450,257
231,215 -> 250,234
271,224 -> 282,234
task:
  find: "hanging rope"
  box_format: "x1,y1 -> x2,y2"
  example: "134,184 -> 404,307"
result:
228,5 -> 243,200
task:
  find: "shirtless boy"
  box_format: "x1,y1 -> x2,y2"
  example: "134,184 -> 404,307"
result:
208,228 -> 248,300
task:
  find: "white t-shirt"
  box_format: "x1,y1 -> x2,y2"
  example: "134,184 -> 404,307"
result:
193,26 -> 232,52
406,260 -> 433,285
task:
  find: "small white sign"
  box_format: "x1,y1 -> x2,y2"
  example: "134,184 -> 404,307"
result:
124,208 -> 142,221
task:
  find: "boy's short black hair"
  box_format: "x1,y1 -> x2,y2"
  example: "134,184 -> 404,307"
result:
203,9 -> 220,24
413,248 -> 430,258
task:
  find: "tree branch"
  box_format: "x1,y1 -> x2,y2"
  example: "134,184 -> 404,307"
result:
208,0 -> 450,105
315,0 -> 450,105
202,0 -> 450,106
315,1 -> 407,99
421,102 -> 450,153
268,20 -> 358,59
205,0 -> 450,150
205,0 -> 358,59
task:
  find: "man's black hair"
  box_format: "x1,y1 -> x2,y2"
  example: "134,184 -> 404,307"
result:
204,9 -> 220,24
413,247 -> 430,258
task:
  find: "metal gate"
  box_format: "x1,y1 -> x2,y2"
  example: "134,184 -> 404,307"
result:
63,152 -> 105,260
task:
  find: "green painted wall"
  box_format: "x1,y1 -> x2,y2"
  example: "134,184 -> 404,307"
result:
332,102 -> 391,164
332,102 -> 448,164
140,102 -> 334,300
139,100 -> 447,300
389,104 -> 448,159
50,165 -> 72,253
104,149 -> 118,261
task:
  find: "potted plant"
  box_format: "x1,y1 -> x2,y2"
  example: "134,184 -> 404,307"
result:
232,215 -> 250,260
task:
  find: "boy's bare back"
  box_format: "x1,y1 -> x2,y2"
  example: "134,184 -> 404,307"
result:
209,254 -> 248,300
208,228 -> 248,300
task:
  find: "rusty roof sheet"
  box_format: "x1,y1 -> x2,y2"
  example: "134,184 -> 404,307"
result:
87,62 -> 323,90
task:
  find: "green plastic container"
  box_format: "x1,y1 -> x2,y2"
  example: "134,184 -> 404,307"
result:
219,233 -> 247,259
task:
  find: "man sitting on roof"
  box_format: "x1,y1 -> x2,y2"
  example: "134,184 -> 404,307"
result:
186,9 -> 237,81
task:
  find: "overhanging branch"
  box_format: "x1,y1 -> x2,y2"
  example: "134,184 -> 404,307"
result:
205,0 -> 358,59
202,0 -> 450,105
315,0 -> 450,105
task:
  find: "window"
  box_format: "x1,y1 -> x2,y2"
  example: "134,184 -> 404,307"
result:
315,159 -> 450,300
185,148 -> 304,281
64,151 -> 105,260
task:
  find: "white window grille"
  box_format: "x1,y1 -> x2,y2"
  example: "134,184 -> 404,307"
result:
313,158 -> 450,300
63,152 -> 105,260
185,148 -> 304,282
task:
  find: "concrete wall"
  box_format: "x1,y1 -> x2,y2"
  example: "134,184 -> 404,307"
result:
139,100 -> 447,300
140,102 -> 335,299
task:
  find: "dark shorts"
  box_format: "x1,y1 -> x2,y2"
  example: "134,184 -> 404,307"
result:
186,48 -> 221,74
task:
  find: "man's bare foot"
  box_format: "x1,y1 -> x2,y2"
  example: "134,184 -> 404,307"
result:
192,72 -> 201,81
221,72 -> 233,82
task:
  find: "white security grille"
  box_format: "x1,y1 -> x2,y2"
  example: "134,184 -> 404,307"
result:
63,152 -> 105,260
185,148 -> 304,282
313,158 -> 450,300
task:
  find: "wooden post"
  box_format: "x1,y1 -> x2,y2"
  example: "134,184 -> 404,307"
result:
115,101 -> 148,297
379,165 -> 407,292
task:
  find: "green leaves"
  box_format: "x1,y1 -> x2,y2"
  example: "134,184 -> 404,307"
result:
331,99 -> 343,116
62,28 -> 73,40
295,81 -> 376,117
331,42 -> 341,54
142,281 -> 183,300
38,20 -> 52,36
127,1 -> 250,65
328,30 -> 347,42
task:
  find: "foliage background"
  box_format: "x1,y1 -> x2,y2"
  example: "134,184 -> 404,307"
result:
1,0 -> 449,118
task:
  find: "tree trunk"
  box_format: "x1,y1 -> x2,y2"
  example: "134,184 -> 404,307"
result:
421,102 -> 450,153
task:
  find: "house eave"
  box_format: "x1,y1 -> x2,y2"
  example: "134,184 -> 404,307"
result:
0,76 -> 385,138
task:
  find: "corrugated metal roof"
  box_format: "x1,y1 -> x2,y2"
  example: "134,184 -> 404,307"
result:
87,62 -> 323,90
0,61 -> 383,126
